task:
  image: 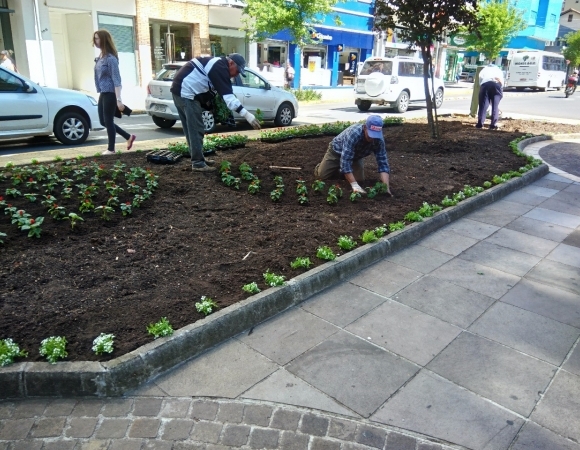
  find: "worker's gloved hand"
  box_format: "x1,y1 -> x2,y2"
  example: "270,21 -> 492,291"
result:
350,182 -> 365,194
244,111 -> 261,130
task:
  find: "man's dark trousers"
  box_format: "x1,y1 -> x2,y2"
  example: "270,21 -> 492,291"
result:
477,81 -> 503,129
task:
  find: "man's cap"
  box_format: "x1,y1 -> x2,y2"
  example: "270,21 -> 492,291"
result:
228,53 -> 246,76
366,115 -> 384,140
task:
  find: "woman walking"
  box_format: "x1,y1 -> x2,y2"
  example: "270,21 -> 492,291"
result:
0,50 -> 17,72
93,29 -> 136,155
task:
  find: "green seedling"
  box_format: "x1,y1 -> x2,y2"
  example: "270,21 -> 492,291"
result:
0,339 -> 27,366
361,229 -> 378,243
242,282 -> 261,294
263,270 -> 286,286
337,235 -> 357,251
290,256 -> 312,269
388,221 -> 405,232
92,333 -> 115,355
311,180 -> 325,193
350,192 -> 361,202
404,211 -> 423,222
316,245 -> 336,261
374,224 -> 388,238
195,296 -> 219,316
147,317 -> 174,339
39,336 -> 67,364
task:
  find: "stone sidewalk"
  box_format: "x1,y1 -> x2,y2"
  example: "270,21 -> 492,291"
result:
2,139 -> 580,450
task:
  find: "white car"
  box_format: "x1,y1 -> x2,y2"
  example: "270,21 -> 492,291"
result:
0,66 -> 102,145
354,56 -> 445,113
146,63 -> 299,132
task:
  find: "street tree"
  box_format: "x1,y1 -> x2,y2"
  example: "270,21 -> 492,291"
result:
375,0 -> 478,138
563,30 -> 580,70
462,0 -> 526,62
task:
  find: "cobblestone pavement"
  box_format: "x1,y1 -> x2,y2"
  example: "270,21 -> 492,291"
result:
0,397 -> 458,450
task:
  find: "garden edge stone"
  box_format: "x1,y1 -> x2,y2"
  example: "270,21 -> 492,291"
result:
0,136 -> 551,399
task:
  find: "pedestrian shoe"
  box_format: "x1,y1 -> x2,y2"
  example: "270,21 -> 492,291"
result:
127,134 -> 136,150
192,164 -> 216,172
102,150 -> 116,155
204,159 -> 216,166
489,125 -> 500,130
475,125 -> 483,129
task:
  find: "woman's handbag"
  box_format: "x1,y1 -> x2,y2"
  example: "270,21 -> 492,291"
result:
114,104 -> 132,119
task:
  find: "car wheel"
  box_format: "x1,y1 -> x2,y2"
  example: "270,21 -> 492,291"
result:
515,87 -> 525,91
275,102 -> 294,126
201,110 -> 216,133
434,88 -> 444,108
152,116 -> 176,128
395,91 -> 409,113
54,112 -> 89,145
357,101 -> 372,111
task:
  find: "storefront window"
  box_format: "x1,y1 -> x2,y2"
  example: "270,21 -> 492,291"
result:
302,47 -> 326,69
98,14 -> 137,85
149,21 -> 193,74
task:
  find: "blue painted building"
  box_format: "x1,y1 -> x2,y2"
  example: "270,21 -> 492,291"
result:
257,0 -> 376,87
507,0 -> 563,49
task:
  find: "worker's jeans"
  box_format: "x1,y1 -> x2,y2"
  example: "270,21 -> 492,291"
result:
173,94 -> 206,167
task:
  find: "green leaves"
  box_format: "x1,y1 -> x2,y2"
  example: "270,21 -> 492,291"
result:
39,336 -> 67,364
195,296 -> 219,316
0,338 -> 27,366
147,317 -> 174,339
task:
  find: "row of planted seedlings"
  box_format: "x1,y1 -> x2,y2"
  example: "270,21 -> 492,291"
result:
166,133 -> 250,157
0,135 -> 543,366
0,157 -> 159,243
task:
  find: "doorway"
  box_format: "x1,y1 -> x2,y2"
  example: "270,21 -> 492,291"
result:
0,0 -> 15,63
149,21 -> 193,75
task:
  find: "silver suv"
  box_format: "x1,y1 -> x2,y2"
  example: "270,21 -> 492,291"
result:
354,56 -> 444,113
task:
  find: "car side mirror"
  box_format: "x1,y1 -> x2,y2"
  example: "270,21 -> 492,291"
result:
265,82 -> 271,90
24,82 -> 35,93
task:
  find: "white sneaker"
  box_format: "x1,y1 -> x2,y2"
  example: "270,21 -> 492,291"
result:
102,150 -> 115,155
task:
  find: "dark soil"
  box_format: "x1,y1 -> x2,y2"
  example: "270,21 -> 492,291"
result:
1,117 -> 577,363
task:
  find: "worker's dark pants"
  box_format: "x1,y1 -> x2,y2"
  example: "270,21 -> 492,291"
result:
477,81 -> 503,128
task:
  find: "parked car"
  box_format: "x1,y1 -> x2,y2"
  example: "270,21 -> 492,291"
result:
0,66 -> 102,145
354,56 -> 445,113
459,69 -> 477,82
146,62 -> 299,132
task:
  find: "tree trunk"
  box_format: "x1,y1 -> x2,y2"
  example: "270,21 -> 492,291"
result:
421,45 -> 438,139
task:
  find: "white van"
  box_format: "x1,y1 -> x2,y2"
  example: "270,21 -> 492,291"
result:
354,56 -> 445,113
506,50 -> 566,91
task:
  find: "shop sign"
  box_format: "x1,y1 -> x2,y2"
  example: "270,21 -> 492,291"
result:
311,31 -> 332,41
450,34 -> 467,47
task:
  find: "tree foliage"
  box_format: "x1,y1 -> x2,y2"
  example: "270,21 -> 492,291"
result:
241,0 -> 339,46
374,0 -> 478,138
462,0 -> 526,62
563,30 -> 580,68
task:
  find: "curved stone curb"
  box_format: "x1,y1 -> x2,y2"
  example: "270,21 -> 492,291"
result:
0,397 -> 465,449
0,137 -> 549,399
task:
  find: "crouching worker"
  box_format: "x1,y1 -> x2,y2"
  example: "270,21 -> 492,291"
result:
314,115 -> 392,195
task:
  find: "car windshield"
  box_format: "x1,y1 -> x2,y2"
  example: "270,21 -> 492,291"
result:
155,66 -> 182,81
360,61 -> 392,76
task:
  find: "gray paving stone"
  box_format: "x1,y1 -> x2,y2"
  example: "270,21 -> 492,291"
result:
154,339 -> 277,397
29,417 -> 66,438
108,441 -> 145,450
466,207 -> 521,227
501,278 -> 580,329
190,421 -> 222,444
372,370 -> 524,450
525,207 -> 580,229
190,401 -> 219,421
127,382 -> 168,397
11,400 -> 47,418
237,307 -> 339,365
160,398 -> 191,418
519,185 -> 560,198
470,302 -> 580,365
355,424 -> 386,449
532,370 -> 580,442
328,418 -> 357,441
507,216 -> 573,242
512,421 -> 580,450
427,332 -> 556,416
485,199 -> 535,215
173,443 -> 207,450
563,229 -> 580,249
133,397 -> 163,417
544,173 -> 574,183
216,402 -> 244,424
44,399 -> 77,416
564,343 -> 580,377
547,243 -> 580,268
161,418 -> 195,440
220,424 -> 251,446
0,418 -> 34,439
346,299 -> 461,366
385,244 -> 454,273
301,282 -> 386,328
242,369 -> 355,416
10,440 -> 42,450
310,437 -> 340,450
287,331 -> 418,418
443,218 -> 500,240
458,241 -> 542,276
393,275 -> 495,328
299,413 -> 329,436
416,442 -> 442,450
385,431 -> 416,450
65,417 -> 99,438
484,227 -> 559,257
279,430 -> 309,450
431,258 -> 520,299
249,428 -> 280,449
0,442 -> 8,450
540,196 -> 580,217
531,178 -> 570,191
502,190 -> 549,206
94,418 -> 131,439
70,399 -> 104,417
143,441 -> 174,450
101,399 -> 134,417
270,408 -> 301,431
0,402 -> 13,419
74,439 -> 110,450
43,441 -> 76,450
348,260 -> 422,298
243,404 -> 272,426
128,418 -> 160,438
526,259 -> 580,295
417,229 -> 479,256
342,444 -> 374,450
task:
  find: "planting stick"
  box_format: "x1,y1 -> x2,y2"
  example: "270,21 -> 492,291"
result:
269,166 -> 302,170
